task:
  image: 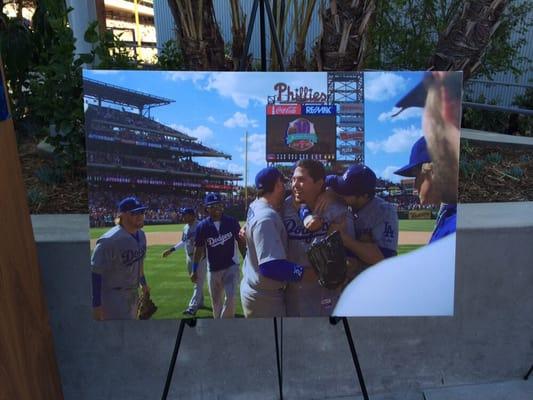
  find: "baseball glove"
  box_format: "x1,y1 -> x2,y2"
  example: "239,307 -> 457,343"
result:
137,292 -> 157,320
306,230 -> 347,290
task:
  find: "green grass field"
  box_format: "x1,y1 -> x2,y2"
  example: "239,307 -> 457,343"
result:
145,243 -> 422,320
90,219 -> 435,239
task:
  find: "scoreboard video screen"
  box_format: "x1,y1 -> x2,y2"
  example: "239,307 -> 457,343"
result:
266,104 -> 336,162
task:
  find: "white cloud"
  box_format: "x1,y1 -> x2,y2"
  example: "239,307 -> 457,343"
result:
204,73 -> 268,108
207,116 -> 216,123
223,112 -> 259,128
381,166 -> 402,183
378,107 -> 423,122
240,133 -> 266,165
365,72 -> 408,102
367,125 -> 422,154
170,124 -> 213,142
205,160 -> 244,174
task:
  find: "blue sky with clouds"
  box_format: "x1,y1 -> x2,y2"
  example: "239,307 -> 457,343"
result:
84,70 -> 426,185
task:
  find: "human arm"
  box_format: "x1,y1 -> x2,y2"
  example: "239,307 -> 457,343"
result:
139,261 -> 149,295
162,241 -> 185,257
330,220 -> 386,266
90,239 -> 112,320
234,220 -> 247,258
190,245 -> 206,283
91,272 -> 103,320
298,205 -> 323,232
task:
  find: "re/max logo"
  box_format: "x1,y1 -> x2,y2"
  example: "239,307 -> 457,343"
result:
302,105 -> 336,115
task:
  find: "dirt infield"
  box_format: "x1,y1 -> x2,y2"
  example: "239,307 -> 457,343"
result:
90,231 -> 431,249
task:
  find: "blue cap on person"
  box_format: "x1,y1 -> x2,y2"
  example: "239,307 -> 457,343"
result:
326,164 -> 377,196
204,193 -> 222,206
118,197 -> 147,213
394,137 -> 432,177
180,207 -> 195,216
255,167 -> 288,192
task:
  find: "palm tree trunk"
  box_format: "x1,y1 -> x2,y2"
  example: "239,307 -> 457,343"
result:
313,0 -> 376,71
427,0 -> 509,81
167,0 -> 226,70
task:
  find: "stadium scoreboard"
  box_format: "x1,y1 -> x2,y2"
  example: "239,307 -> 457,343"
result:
266,104 -> 336,162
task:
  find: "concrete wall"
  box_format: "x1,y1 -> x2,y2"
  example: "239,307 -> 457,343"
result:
33,204 -> 533,399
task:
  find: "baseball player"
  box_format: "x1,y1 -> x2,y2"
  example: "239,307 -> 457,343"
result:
91,197 -> 149,320
282,159 -> 355,317
191,193 -> 246,318
334,71 -> 461,316
394,136 -> 456,243
162,208 -> 207,316
326,165 -> 399,266
241,167 -> 318,317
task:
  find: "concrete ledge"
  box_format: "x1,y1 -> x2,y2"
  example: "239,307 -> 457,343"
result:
457,202 -> 533,230
461,128 -> 533,147
424,379 -> 533,400
31,214 -> 89,243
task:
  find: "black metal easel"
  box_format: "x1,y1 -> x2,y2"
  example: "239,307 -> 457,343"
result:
330,317 -> 370,400
161,0 -> 368,398
161,318 -> 197,400
524,364 -> 533,380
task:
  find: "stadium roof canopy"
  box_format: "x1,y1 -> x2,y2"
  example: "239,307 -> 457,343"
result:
83,78 -> 174,111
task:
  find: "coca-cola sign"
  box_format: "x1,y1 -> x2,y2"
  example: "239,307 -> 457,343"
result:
266,104 -> 301,115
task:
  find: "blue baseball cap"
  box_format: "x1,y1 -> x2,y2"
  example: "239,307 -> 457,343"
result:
118,197 -> 147,214
180,207 -> 195,216
326,164 -> 376,196
204,193 -> 222,206
255,167 -> 288,192
394,137 -> 431,177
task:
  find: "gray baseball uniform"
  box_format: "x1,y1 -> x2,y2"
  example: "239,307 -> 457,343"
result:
180,220 -> 207,311
91,225 -> 147,319
241,198 -> 288,317
282,196 -> 355,317
353,196 -> 399,259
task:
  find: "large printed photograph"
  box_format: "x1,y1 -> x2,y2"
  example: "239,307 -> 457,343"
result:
84,70 -> 460,320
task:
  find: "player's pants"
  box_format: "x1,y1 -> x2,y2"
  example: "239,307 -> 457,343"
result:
186,256 -> 207,311
240,280 -> 287,317
101,287 -> 138,320
207,264 -> 239,318
285,279 -> 341,317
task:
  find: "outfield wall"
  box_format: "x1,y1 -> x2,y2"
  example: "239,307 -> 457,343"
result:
32,203 -> 533,399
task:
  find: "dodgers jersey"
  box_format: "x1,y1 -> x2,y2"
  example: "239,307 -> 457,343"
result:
195,214 -> 240,271
282,196 -> 355,267
353,196 -> 398,257
429,203 -> 456,243
242,198 -> 288,291
91,225 -> 147,289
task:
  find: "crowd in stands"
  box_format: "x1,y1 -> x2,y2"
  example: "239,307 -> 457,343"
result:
87,152 -> 241,179
85,105 -> 227,156
89,191 -> 247,227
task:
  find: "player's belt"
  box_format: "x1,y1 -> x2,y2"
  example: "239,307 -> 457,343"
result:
111,286 -> 137,290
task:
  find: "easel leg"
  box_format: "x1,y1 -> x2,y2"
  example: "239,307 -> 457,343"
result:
274,317 -> 283,399
524,364 -> 533,380
161,318 -> 197,400
330,317 -> 370,400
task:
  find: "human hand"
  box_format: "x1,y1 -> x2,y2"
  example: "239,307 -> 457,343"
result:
304,215 -> 323,232
92,306 -> 103,321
